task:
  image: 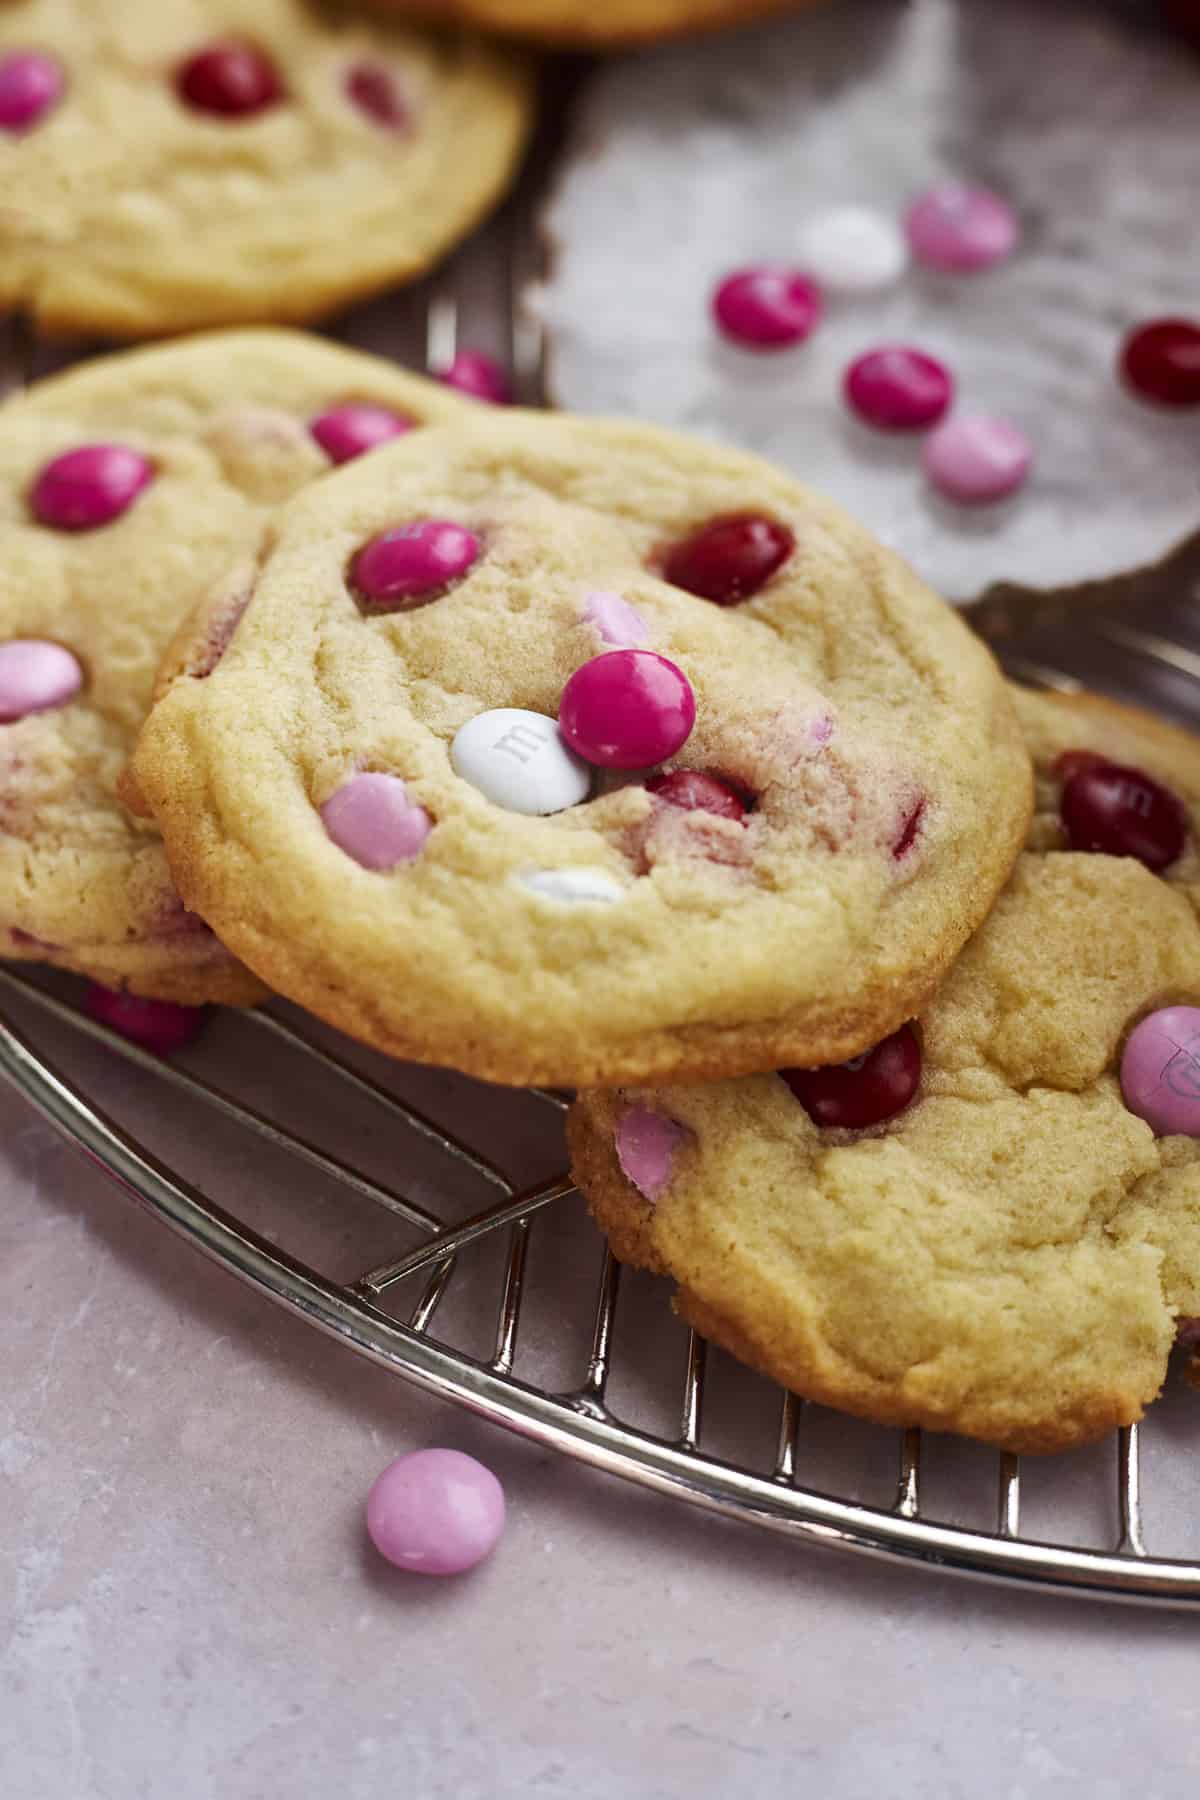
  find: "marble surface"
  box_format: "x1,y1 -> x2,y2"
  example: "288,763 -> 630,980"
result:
3,998 -> 1200,1800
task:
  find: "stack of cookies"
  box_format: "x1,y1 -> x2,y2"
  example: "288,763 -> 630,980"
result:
2,0 -> 1197,1462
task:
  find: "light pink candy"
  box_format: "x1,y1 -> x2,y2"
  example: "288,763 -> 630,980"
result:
320,772 -> 431,870
366,1449 -> 505,1575
582,590 -> 649,647
616,1106 -> 690,1202
923,415 -> 1033,504
1121,1006 -> 1200,1139
0,50 -> 64,132
310,403 -> 413,465
906,183 -> 1019,273
0,639 -> 82,723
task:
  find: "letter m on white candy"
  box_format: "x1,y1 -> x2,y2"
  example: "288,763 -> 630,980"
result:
492,720 -> 552,764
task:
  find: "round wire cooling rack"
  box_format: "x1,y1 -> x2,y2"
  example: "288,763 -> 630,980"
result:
4,172 -> 1200,1611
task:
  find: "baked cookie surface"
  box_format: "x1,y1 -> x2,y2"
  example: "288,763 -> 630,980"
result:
0,0 -> 531,337
0,327 -> 470,1002
568,689 -> 1200,1453
131,411 -> 1030,1084
364,0 -> 812,49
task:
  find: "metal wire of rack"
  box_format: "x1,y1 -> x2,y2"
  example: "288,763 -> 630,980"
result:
3,160 -> 1200,1611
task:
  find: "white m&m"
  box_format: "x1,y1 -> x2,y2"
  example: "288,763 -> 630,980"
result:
520,867 -> 625,905
795,206 -> 908,295
451,708 -> 592,815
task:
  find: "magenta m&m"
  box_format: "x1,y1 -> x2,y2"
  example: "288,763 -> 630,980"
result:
85,985 -> 206,1056
781,1023 -> 922,1130
712,267 -> 822,351
616,1107 -> 691,1201
1120,319 -> 1200,409
661,514 -> 794,606
366,1449 -> 505,1576
1121,1007 -> 1200,1138
176,40 -> 284,117
31,445 -> 154,530
439,350 -> 511,405
352,520 -> 480,611
559,649 -> 695,771
0,640 -> 83,723
320,773 -> 431,870
905,183 -> 1018,273
310,403 -> 413,465
923,415 -> 1033,504
0,50 -> 64,132
843,346 -> 953,431
344,62 -> 407,130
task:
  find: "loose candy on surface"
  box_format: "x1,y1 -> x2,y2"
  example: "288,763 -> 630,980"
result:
0,640 -> 83,723
559,650 -> 695,770
0,50 -> 64,132
1059,759 -> 1187,872
365,1450 -> 505,1576
922,415 -> 1032,504
794,205 -> 908,294
616,1107 -> 691,1201
905,182 -> 1018,272
439,350 -> 512,404
30,444 -> 154,530
320,773 -> 432,870
352,520 -> 481,610
712,267 -> 822,350
1120,318 -> 1200,408
1121,1006 -> 1200,1139
538,0 -> 1200,596
310,403 -> 413,464
843,346 -> 953,431
660,514 -> 794,605
450,708 -> 592,815
84,985 -> 206,1055
781,1022 -> 923,1129
176,39 -> 285,117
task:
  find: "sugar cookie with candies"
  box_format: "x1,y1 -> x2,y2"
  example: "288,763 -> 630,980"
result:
130,411 -> 1031,1083
568,688 -> 1200,1452
0,328 -> 471,1002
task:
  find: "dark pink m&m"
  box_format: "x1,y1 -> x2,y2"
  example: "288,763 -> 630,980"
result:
560,650 -> 695,770
0,50 -> 64,132
781,1024 -> 922,1130
177,40 -> 283,117
352,520 -> 480,611
1058,757 -> 1187,873
85,985 -> 205,1056
1120,319 -> 1200,409
844,347 -> 953,431
712,267 -> 822,351
31,445 -> 154,531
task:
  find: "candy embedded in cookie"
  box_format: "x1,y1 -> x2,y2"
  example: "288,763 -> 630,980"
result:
0,0 -> 533,337
0,328 -> 472,1002
129,411 -> 1032,1086
568,686 -> 1200,1453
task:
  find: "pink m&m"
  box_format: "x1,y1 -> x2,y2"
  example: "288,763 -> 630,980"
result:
1121,1007 -> 1200,1138
1120,319 -> 1200,409
843,346 -> 953,432
661,514 -> 794,606
0,50 -> 64,132
85,985 -> 205,1056
345,62 -> 407,130
923,415 -> 1033,504
782,1024 -> 922,1130
0,640 -> 82,723
310,403 -> 413,464
559,650 -> 695,770
352,520 -> 480,611
31,444 -> 154,530
616,1107 -> 691,1202
439,351 -> 511,405
906,183 -> 1019,273
321,772 -> 431,870
712,267 -> 822,351
176,40 -> 284,117
366,1449 -> 505,1576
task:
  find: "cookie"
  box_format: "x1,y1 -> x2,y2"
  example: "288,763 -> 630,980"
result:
363,0 -> 813,49
0,0 -> 532,337
129,410 -> 1031,1084
568,688 -> 1200,1453
538,0 -> 1200,597
0,327 -> 470,1002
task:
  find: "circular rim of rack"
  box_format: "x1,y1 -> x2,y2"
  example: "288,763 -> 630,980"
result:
2,990 -> 1198,1611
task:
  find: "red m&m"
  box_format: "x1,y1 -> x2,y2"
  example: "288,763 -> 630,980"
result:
781,1024 -> 922,1130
